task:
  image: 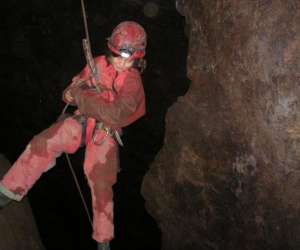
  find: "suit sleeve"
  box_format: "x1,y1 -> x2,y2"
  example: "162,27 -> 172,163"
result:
71,73 -> 145,128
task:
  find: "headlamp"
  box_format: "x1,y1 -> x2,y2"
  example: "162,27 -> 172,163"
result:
119,48 -> 133,59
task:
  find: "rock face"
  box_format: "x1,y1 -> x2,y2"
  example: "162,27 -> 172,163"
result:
142,1 -> 300,250
0,155 -> 44,250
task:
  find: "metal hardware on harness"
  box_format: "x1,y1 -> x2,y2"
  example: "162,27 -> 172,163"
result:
96,122 -> 114,136
92,122 -> 124,146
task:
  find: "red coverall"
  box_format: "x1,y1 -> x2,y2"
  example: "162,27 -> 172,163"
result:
0,55 -> 146,243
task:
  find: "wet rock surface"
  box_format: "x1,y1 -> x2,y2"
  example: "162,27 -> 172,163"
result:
142,1 -> 300,250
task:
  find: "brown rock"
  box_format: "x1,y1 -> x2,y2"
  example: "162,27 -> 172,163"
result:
0,154 -> 45,250
142,1 -> 300,250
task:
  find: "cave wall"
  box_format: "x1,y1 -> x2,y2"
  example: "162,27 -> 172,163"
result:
0,154 -> 45,250
142,1 -> 300,250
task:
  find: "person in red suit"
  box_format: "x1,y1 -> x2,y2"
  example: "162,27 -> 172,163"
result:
0,21 -> 147,250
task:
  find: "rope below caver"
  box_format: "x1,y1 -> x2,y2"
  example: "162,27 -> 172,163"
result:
64,153 -> 93,226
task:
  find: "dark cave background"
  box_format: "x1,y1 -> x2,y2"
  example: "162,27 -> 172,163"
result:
0,0 -> 190,249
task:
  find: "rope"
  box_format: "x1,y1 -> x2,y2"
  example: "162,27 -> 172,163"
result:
80,0 -> 91,46
62,93 -> 93,226
62,103 -> 92,226
61,103 -> 70,115
60,0 -> 94,228
64,152 -> 93,227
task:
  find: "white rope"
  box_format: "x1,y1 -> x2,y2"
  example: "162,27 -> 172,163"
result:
65,153 -> 93,226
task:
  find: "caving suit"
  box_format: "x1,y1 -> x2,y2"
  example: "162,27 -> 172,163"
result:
0,55 -> 146,243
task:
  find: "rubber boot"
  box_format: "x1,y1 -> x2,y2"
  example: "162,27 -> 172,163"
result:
97,242 -> 110,250
0,191 -> 12,209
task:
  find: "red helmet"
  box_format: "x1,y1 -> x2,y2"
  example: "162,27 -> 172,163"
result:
107,21 -> 147,59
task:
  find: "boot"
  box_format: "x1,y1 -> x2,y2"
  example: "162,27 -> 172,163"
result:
97,242 -> 110,250
0,191 -> 12,209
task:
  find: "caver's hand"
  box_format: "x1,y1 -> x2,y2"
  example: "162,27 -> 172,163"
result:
62,76 -> 88,104
63,88 -> 75,103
